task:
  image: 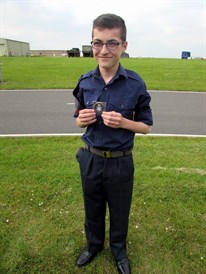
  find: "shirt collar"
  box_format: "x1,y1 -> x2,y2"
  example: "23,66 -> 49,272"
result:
92,64 -> 128,79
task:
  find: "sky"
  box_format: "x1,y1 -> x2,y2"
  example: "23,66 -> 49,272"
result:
0,0 -> 205,58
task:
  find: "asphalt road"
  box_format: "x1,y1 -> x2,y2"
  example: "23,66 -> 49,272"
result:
0,89 -> 205,136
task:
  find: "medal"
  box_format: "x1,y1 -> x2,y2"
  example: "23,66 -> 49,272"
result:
93,102 -> 106,115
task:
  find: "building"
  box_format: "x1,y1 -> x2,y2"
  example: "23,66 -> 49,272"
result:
0,38 -> 30,56
30,50 -> 67,57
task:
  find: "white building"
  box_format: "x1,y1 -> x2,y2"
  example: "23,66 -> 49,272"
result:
0,38 -> 30,56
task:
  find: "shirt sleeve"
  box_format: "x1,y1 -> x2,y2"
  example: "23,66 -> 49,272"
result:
73,98 -> 84,118
134,85 -> 153,126
72,79 -> 85,118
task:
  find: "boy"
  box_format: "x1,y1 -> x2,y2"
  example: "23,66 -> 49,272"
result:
73,13 -> 153,274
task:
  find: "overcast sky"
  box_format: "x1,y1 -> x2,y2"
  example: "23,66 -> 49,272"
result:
1,0 -> 205,58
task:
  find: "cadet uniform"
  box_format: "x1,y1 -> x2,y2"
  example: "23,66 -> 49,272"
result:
73,64 -> 153,261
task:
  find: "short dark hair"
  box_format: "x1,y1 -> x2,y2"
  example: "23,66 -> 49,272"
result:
92,13 -> 127,41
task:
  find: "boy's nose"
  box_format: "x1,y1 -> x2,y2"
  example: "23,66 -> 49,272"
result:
100,44 -> 109,53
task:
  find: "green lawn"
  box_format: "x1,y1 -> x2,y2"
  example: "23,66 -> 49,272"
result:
0,57 -> 205,91
0,136 -> 205,273
0,56 -> 205,273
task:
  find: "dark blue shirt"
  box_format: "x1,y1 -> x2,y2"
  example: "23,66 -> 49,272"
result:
73,64 -> 153,151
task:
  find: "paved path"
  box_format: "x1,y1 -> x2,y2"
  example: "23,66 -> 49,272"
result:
0,89 -> 205,136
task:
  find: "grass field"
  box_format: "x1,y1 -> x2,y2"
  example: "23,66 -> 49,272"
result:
0,136 -> 206,274
0,56 -> 205,91
0,56 -> 205,273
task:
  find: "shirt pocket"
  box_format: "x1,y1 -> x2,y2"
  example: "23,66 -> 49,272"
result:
109,100 -> 136,120
83,91 -> 99,109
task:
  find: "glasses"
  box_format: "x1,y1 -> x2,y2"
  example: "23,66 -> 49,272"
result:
91,40 -> 123,51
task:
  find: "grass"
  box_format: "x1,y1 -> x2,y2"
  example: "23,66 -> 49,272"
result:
0,56 -> 205,91
0,55 -> 205,273
0,136 -> 206,273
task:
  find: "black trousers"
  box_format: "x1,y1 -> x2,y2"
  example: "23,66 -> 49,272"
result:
76,148 -> 134,261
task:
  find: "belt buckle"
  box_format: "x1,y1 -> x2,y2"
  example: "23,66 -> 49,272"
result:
102,151 -> 111,158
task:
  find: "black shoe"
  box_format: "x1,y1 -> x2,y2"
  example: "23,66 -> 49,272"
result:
76,249 -> 100,267
116,258 -> 131,274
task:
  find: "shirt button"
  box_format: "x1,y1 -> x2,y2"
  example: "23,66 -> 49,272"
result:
104,87 -> 108,91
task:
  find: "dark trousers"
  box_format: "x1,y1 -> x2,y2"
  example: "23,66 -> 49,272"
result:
76,148 -> 134,261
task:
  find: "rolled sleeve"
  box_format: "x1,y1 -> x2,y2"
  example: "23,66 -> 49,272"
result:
73,99 -> 84,118
72,80 -> 85,118
134,91 -> 153,126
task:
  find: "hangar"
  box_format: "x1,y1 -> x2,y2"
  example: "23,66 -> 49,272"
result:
0,38 -> 30,56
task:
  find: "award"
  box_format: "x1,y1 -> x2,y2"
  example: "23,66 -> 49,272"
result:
93,101 -> 106,115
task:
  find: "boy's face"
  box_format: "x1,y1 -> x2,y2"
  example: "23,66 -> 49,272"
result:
92,28 -> 128,71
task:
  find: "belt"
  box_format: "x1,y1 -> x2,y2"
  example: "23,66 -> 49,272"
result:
85,144 -> 132,158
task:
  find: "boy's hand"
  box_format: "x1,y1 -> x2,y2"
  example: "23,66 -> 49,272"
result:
101,111 -> 124,128
77,109 -> 97,127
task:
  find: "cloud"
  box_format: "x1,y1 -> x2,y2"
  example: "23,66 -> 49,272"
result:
1,0 -> 205,58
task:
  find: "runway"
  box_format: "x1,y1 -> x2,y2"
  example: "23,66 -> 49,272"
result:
0,89 -> 205,137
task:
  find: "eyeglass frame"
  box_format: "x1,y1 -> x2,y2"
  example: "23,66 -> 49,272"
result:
91,40 -> 125,51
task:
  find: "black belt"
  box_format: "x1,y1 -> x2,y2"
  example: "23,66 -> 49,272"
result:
85,144 -> 132,158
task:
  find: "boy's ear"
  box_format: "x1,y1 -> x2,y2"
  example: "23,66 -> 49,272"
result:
123,41 -> 128,52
